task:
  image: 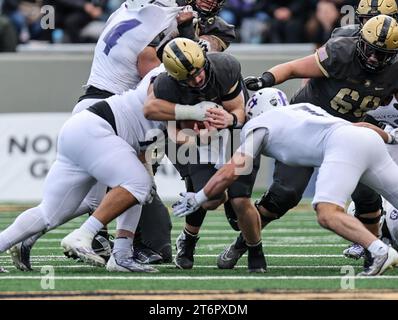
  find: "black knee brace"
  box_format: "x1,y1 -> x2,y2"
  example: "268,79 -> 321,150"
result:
256,185 -> 301,222
354,213 -> 382,225
351,184 -> 382,215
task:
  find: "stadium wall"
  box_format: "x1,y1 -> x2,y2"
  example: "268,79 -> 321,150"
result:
0,44 -> 316,202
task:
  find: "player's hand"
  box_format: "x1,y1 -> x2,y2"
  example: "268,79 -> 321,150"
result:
194,121 -> 219,144
193,101 -> 220,121
172,192 -> 200,217
205,107 -> 234,129
244,72 -> 276,91
244,76 -> 266,91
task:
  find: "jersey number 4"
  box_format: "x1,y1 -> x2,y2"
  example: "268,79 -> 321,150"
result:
103,19 -> 142,55
330,88 -> 381,118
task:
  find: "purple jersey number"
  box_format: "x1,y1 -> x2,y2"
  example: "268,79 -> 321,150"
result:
103,19 -> 142,55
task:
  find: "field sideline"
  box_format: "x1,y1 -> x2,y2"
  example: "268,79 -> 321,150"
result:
0,202 -> 397,299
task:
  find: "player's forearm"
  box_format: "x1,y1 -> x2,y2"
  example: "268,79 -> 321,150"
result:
203,163 -> 238,199
144,99 -> 177,120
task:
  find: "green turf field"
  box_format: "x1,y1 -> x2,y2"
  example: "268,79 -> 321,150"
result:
0,202 -> 397,295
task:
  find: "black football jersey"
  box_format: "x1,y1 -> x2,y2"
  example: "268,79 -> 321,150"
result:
291,36 -> 398,122
153,52 -> 243,104
331,25 -> 360,38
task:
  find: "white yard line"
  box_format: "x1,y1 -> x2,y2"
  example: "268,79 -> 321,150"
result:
0,254 -> 346,260
0,264 -> 361,269
0,275 -> 397,280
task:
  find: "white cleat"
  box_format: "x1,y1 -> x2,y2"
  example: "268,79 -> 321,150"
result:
106,253 -> 158,273
343,243 -> 365,260
61,229 -> 105,267
358,247 -> 398,276
0,266 -> 8,273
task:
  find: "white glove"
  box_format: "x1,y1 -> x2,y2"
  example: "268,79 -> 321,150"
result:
175,101 -> 222,121
172,192 -> 201,217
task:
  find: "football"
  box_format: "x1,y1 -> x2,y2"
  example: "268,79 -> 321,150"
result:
178,120 -> 206,130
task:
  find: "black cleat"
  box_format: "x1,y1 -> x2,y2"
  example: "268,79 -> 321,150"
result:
133,244 -> 163,265
8,242 -> 33,271
217,234 -> 248,269
174,231 -> 199,269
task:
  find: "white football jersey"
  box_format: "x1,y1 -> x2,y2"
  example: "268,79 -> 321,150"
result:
86,3 -> 180,94
240,103 -> 349,166
106,65 -> 167,153
368,95 -> 398,128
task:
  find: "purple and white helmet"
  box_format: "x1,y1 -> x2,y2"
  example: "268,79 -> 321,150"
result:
245,88 -> 289,120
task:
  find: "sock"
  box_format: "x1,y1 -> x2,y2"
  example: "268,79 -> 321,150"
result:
80,216 -> 104,237
184,228 -> 198,238
113,237 -> 133,255
367,239 -> 388,257
247,241 -> 263,256
23,230 -> 46,247
234,233 -> 248,249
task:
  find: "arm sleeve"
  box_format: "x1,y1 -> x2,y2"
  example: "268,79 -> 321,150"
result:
236,127 -> 268,158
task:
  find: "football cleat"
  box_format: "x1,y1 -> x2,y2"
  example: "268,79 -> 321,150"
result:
92,234 -> 113,262
8,242 -> 33,271
61,229 -> 105,267
174,231 -> 199,269
0,266 -> 8,273
358,247 -> 398,276
106,252 -> 158,273
133,244 -> 163,265
343,243 -> 366,260
217,237 -> 248,269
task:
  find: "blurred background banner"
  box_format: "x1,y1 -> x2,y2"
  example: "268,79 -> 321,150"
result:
0,113 -> 68,201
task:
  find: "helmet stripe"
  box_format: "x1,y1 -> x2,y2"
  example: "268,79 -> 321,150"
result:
169,41 -> 195,73
371,0 -> 379,11
379,16 -> 392,44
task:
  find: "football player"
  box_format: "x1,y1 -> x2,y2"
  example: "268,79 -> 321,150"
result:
341,93 -> 398,260
173,87 -> 398,276
143,37 -> 266,272
174,0 -> 234,52
332,0 -> 398,38
220,15 -> 398,270
0,65 -> 173,273
6,0 -> 183,272
133,0 -> 237,265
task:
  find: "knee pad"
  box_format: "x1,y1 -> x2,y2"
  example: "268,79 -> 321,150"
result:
352,187 -> 382,215
256,184 -> 301,218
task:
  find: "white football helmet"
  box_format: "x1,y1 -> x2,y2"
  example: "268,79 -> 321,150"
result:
245,88 -> 289,120
126,0 -> 177,9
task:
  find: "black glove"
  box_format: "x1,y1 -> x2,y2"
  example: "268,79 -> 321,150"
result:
244,71 -> 276,91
